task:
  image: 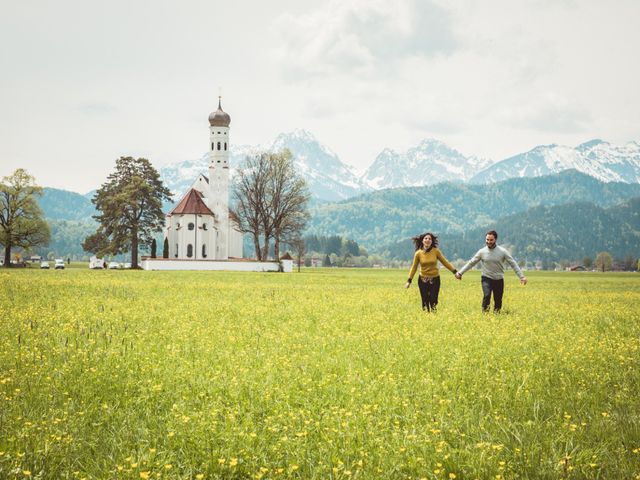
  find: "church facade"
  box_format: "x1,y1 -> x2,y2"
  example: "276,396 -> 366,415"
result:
164,99 -> 243,260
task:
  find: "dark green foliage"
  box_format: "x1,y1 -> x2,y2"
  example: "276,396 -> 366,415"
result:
383,197 -> 640,263
150,239 -> 157,259
38,188 -> 96,220
307,170 -> 640,248
90,157 -> 172,268
163,237 -> 169,259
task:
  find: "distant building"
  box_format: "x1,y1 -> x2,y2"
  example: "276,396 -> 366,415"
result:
164,98 -> 243,260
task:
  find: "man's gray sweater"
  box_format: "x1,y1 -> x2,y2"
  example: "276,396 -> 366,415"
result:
458,245 -> 525,280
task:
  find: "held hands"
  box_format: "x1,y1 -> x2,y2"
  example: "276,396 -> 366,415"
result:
520,277 -> 528,285
455,272 -> 462,280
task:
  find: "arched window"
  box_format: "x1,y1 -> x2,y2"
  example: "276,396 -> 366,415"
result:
175,244 -> 178,258
217,141 -> 221,150
211,142 -> 214,151
202,244 -> 207,258
188,222 -> 194,231
187,244 -> 193,258
224,142 -> 227,151
202,223 -> 207,230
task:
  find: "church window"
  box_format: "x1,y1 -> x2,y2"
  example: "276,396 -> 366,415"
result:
217,141 -> 221,150
224,142 -> 227,151
202,223 -> 207,230
202,244 -> 207,258
187,244 -> 193,258
211,143 -> 214,150
188,222 -> 194,231
175,244 -> 178,258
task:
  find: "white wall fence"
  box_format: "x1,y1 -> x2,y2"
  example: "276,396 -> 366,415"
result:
141,258 -> 293,272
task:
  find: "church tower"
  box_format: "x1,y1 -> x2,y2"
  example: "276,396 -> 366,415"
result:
208,97 -> 231,259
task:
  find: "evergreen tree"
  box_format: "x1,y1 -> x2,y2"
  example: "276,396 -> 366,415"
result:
89,157 -> 172,268
150,238 -> 157,258
163,237 -> 169,259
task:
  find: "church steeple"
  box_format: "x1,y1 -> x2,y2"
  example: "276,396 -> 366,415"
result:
208,96 -> 231,127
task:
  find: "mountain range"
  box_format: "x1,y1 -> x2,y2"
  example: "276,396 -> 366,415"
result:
158,132 -> 640,202
305,170 -> 640,250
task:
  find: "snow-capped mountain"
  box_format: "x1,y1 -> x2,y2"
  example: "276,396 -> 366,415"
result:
159,130 -> 369,202
362,139 -> 492,189
269,130 -> 370,201
470,140 -> 640,184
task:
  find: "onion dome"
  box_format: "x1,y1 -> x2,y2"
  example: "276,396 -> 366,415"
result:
208,97 -> 231,127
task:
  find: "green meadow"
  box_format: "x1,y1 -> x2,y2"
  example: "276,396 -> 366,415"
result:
0,269 -> 639,479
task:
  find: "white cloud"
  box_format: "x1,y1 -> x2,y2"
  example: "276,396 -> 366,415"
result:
272,0 -> 458,81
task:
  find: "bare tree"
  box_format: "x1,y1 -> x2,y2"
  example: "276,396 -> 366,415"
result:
231,150 -> 310,262
264,150 -> 310,260
231,153 -> 271,260
290,236 -> 305,272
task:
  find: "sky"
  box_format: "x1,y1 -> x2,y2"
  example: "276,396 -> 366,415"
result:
1,0 -> 639,193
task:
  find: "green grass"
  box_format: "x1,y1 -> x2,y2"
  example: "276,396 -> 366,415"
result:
0,269 -> 639,479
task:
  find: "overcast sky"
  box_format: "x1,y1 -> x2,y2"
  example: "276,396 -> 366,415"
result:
1,0 -> 639,193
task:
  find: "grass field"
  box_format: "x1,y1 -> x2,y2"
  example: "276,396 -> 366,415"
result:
1,268 -> 639,479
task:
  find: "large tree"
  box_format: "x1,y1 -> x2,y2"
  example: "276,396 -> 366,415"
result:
90,157 -> 172,268
264,150 -> 310,260
231,153 -> 271,260
231,150 -> 310,261
0,169 -> 50,266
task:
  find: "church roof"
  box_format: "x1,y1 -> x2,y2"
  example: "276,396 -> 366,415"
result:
170,188 -> 214,216
208,97 -> 231,127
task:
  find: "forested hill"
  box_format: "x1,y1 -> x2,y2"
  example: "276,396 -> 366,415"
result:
39,188 -> 96,220
383,197 -> 640,262
305,170 -> 640,248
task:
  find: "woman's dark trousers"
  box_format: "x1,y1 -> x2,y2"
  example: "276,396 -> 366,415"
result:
418,276 -> 441,312
481,276 -> 504,312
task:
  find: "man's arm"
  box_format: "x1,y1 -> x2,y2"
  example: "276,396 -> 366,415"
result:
502,248 -> 527,284
456,249 -> 483,278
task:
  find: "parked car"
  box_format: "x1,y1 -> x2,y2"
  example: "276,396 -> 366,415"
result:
108,262 -> 120,269
40,260 -> 50,269
54,259 -> 65,269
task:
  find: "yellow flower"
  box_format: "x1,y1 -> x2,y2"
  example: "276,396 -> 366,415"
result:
23,471 -> 32,477
139,472 -> 150,479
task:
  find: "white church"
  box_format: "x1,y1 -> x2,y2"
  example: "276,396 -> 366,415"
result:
142,99 -> 290,272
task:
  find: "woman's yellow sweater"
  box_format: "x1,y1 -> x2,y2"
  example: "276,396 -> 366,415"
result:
407,247 -> 457,281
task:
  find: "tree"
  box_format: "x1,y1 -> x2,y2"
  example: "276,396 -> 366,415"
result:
81,230 -> 110,256
150,238 -> 157,259
231,150 -> 310,261
595,251 -> 613,272
263,150 -> 310,260
290,236 -> 305,273
89,157 -> 172,268
163,237 -> 169,259
623,255 -> 635,271
231,153 -> 271,260
0,169 -> 50,267
583,256 -> 593,269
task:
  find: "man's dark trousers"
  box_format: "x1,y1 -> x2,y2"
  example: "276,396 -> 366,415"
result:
481,276 -> 504,312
